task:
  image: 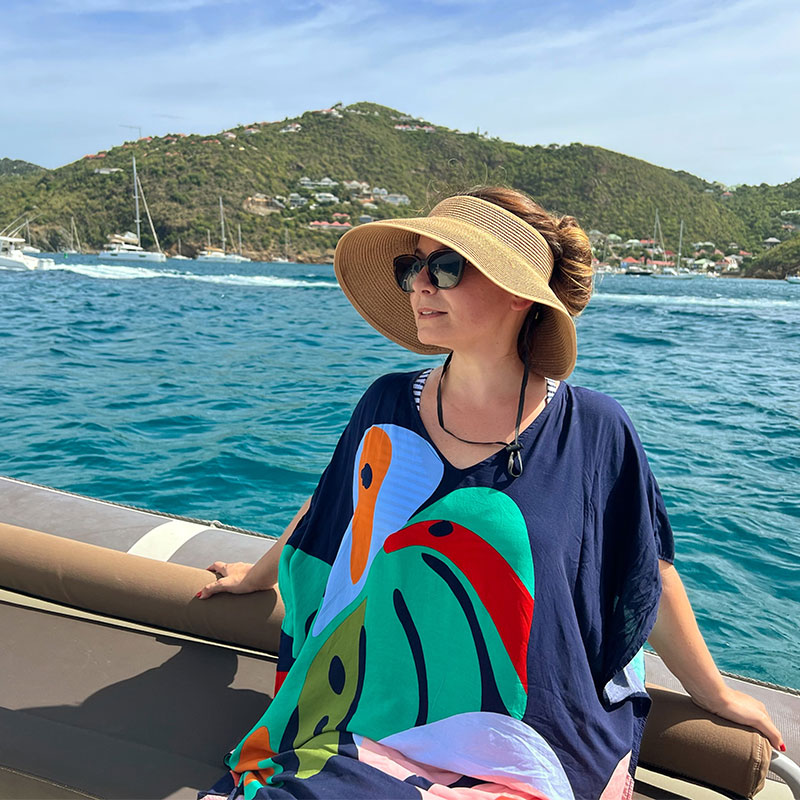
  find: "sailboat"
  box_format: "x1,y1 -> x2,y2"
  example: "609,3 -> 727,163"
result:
21,219 -> 41,254
63,217 -> 82,256
102,157 -> 166,263
171,236 -> 190,261
195,198 -> 250,263
273,226 -> 291,263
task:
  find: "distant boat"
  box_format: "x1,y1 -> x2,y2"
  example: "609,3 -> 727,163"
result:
273,226 -> 291,263
195,198 -> 250,263
171,236 -> 190,261
63,217 -> 82,255
102,156 -> 166,263
653,267 -> 696,279
21,219 -> 41,254
786,275 -> 800,284
624,267 -> 654,276
0,234 -> 55,270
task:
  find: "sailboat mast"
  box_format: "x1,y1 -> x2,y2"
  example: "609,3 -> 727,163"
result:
652,209 -> 659,264
73,218 -> 82,252
132,157 -> 142,246
238,223 -> 243,255
677,220 -> 684,270
177,237 -> 182,257
136,173 -> 161,253
219,197 -> 226,255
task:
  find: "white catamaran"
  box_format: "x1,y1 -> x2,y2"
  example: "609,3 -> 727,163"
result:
195,198 -> 251,263
102,156 -> 166,263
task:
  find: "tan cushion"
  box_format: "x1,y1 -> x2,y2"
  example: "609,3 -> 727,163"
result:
641,684 -> 771,798
0,523 -> 283,654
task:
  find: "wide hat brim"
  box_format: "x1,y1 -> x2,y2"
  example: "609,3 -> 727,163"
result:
333,197 -> 578,380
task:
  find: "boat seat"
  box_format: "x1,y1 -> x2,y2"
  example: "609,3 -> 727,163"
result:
0,522 -> 795,800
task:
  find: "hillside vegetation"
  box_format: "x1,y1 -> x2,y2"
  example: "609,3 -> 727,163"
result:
0,102 -> 795,262
748,234 -> 800,279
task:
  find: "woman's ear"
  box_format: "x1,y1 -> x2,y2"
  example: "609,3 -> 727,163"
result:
510,296 -> 534,312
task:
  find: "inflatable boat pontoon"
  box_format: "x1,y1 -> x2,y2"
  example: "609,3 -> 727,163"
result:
1,475 -> 798,800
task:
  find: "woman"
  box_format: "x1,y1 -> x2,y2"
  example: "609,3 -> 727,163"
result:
199,188 -> 783,800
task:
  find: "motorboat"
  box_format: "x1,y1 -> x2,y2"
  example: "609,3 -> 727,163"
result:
102,156 -> 167,263
786,275 -> 800,284
1,474 -> 798,800
0,234 -> 55,270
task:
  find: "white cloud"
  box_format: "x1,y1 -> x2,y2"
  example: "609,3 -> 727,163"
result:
2,0 -> 799,184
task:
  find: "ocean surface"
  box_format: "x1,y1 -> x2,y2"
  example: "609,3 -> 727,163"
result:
1,255 -> 798,688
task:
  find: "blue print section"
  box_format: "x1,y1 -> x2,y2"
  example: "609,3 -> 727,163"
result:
312,424 -> 443,637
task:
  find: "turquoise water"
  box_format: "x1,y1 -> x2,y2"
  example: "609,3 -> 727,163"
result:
1,256 -> 798,687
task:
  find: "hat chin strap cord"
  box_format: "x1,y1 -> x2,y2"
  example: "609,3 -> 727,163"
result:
436,353 -> 529,478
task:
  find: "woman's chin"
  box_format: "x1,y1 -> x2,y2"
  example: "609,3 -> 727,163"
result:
414,327 -> 452,350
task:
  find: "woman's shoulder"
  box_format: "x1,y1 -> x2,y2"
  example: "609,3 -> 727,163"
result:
348,369 -> 422,420
561,382 -> 632,422
360,369 -> 421,400
558,382 -> 642,448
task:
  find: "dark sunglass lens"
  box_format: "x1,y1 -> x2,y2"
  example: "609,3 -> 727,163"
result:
429,250 -> 465,289
393,255 -> 420,292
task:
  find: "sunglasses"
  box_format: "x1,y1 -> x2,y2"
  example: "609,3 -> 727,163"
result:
393,249 -> 467,293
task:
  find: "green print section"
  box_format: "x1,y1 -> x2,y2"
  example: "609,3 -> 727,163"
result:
356,544 -> 529,726
407,487 -> 535,597
278,544 -> 332,656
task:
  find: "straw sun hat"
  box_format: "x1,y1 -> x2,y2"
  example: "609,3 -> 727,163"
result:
333,194 -> 578,380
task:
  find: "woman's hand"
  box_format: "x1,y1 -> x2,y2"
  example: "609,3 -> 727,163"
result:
692,686 -> 785,752
649,561 -> 785,752
196,561 -> 255,599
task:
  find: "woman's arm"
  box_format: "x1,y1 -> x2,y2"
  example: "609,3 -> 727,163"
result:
648,560 -> 785,750
197,497 -> 311,598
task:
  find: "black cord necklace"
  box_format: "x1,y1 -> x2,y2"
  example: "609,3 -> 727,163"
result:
436,353 -> 529,478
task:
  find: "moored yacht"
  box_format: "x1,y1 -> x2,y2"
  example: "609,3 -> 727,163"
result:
195,198 -> 251,263
102,156 -> 166,263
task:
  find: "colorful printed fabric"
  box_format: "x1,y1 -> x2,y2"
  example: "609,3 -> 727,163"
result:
200,373 -> 674,800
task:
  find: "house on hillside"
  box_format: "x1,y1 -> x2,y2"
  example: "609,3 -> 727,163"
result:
309,220 -> 352,232
314,192 -> 340,204
288,193 -> 308,208
763,237 -> 781,247
384,193 -> 410,206
280,123 -> 302,133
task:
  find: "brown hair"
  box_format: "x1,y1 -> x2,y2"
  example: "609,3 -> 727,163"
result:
455,186 -> 594,362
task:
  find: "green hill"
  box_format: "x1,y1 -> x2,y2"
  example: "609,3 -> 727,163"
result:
0,158 -> 45,177
0,102 -> 792,261
746,234 -> 800,278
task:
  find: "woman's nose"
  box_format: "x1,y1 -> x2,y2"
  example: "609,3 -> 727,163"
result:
411,266 -> 436,293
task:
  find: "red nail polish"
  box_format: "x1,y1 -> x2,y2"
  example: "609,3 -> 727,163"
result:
196,592 -> 202,598
780,744 -> 786,752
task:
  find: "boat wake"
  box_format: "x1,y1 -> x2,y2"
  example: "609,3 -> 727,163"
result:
15,261 -> 339,288
592,292 -> 800,311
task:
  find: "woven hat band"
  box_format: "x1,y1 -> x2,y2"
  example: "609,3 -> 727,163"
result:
429,195 -> 555,281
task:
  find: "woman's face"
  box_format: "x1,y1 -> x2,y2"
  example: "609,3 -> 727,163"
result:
408,235 -> 532,357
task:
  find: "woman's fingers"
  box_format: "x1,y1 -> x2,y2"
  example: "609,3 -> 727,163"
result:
698,689 -> 785,751
205,561 -> 228,574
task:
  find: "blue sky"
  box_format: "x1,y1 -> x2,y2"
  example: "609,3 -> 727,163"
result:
4,0 -> 799,185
